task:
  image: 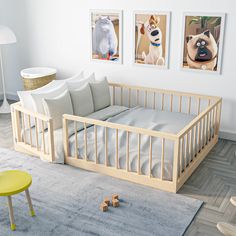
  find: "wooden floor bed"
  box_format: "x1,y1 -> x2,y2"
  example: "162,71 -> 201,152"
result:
11,83 -> 222,193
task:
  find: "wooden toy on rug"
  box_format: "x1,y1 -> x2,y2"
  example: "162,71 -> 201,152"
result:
112,199 -> 120,208
103,197 -> 111,206
112,194 -> 119,200
100,202 -> 108,212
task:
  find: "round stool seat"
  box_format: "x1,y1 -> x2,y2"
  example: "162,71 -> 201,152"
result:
230,197 -> 236,207
217,222 -> 236,236
0,170 -> 32,196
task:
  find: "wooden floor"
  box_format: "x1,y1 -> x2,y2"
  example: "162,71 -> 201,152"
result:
0,103 -> 236,235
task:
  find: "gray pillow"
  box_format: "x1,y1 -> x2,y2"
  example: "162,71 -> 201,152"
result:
70,83 -> 94,116
90,77 -> 111,111
42,90 -> 73,130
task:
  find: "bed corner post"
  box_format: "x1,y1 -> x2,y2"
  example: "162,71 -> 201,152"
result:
172,137 -> 180,193
11,103 -> 21,145
216,98 -> 222,136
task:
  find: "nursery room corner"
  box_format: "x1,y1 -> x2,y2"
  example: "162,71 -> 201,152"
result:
0,0 -> 236,235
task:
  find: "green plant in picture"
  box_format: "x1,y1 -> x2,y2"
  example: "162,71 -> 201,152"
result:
189,16 -> 221,28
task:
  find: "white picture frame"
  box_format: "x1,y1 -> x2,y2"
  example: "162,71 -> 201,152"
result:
90,9 -> 123,64
180,12 -> 226,74
133,11 -> 171,69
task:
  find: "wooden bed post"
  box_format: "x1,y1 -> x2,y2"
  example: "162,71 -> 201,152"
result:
216,99 -> 222,135
172,138 -> 180,193
11,105 -> 21,144
48,119 -> 55,162
63,116 -> 69,158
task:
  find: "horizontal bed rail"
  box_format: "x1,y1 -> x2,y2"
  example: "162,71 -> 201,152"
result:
11,102 -> 55,162
109,83 -> 221,116
63,114 -> 178,141
109,82 -> 220,101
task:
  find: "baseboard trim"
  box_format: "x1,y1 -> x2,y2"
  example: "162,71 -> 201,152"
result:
0,92 -> 19,101
219,130 -> 236,142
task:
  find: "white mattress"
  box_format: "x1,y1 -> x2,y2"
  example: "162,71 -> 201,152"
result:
22,106 -> 211,180
69,106 -> 199,180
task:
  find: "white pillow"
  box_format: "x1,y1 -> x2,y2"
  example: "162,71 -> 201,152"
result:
67,73 -> 95,91
31,82 -> 68,115
70,83 -> 94,116
89,77 -> 111,111
17,80 -> 64,112
63,71 -> 84,82
42,90 -> 73,130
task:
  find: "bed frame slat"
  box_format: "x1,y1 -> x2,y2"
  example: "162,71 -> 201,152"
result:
74,122 -> 78,159
149,136 -> 152,178
188,97 -> 191,114
170,94 -> 173,112
35,118 -> 39,150
161,138 -> 165,180
161,94 -> 164,111
145,91 -> 147,108
28,115 -> 32,147
116,129 -> 119,169
41,121 -> 46,154
105,127 -> 108,166
94,125 -> 98,164
128,88 -> 131,108
153,92 -> 156,109
126,131 -> 129,172
84,123 -> 87,160
138,134 -> 141,175
179,96 -> 182,113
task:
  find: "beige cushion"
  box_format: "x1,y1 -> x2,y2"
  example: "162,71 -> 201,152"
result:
70,83 -> 94,116
89,77 -> 111,111
42,90 -> 73,130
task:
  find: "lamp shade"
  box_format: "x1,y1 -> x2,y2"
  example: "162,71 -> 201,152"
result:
0,25 -> 17,45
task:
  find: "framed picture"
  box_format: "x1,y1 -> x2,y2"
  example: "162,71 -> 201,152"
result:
133,11 -> 170,69
90,10 -> 122,64
181,12 -> 226,74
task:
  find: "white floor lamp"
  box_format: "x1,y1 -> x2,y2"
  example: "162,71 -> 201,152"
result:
0,25 -> 17,114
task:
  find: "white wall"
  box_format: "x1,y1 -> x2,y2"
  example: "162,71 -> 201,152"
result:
1,0 -> 236,138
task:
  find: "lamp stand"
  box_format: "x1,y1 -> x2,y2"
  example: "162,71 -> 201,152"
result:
0,47 -> 11,114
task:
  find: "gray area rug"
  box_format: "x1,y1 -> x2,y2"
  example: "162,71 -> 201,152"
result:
0,148 -> 202,236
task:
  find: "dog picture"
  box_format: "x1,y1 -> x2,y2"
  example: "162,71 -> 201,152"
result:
91,10 -> 122,63
140,15 -> 165,65
182,14 -> 225,73
186,30 -> 218,70
134,12 -> 170,68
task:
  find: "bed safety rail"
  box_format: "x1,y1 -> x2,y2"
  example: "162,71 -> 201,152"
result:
11,102 -> 55,162
63,83 -> 221,192
11,82 -> 222,193
63,114 -> 180,192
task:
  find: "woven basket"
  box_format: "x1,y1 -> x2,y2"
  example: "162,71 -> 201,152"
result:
21,67 -> 57,90
23,74 -> 56,90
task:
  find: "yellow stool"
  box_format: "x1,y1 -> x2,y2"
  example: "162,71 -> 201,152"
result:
0,170 -> 35,231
